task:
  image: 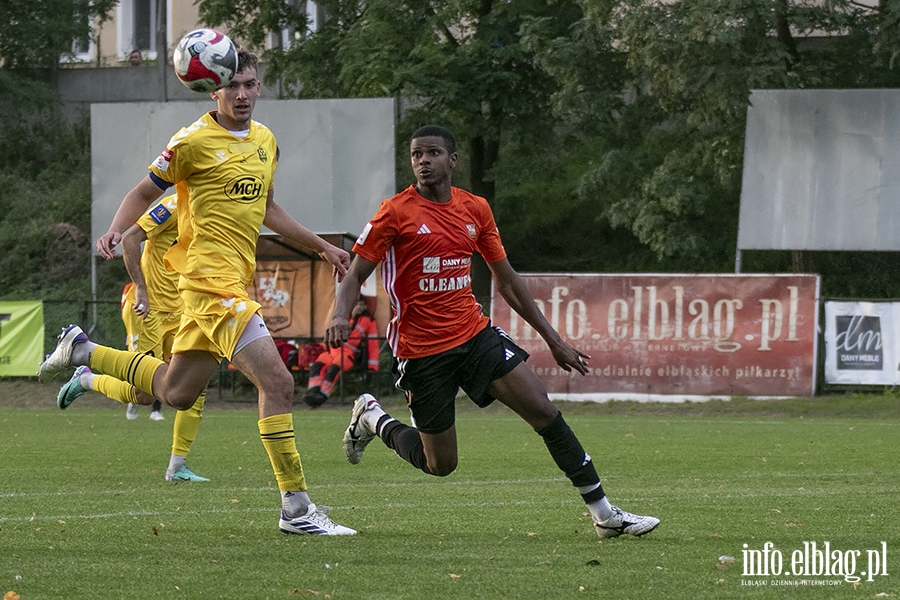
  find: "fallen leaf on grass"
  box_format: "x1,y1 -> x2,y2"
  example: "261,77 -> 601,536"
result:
585,559 -> 601,566
450,574 -> 461,579
152,527 -> 158,536
230,499 -> 240,504
4,592 -> 21,600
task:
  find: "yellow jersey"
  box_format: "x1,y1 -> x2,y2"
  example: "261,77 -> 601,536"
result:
148,111 -> 278,287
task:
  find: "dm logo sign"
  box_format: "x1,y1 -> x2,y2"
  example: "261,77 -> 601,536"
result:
225,175 -> 264,203
835,315 -> 883,370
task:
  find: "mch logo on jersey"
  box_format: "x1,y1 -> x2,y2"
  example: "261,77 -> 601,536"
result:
152,149 -> 174,172
149,203 -> 172,225
465,223 -> 477,239
225,175 -> 265,203
422,257 -> 441,274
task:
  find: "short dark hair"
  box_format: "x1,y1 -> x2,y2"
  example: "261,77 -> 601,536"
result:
237,49 -> 258,74
410,125 -> 456,155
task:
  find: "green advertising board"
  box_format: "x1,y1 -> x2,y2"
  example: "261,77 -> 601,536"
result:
0,301 -> 44,377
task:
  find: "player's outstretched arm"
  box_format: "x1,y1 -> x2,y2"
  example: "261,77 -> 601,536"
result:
488,258 -> 590,375
325,256 -> 377,349
97,176 -> 165,260
262,194 -> 351,278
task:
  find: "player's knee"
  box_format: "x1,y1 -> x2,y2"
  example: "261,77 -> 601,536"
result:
257,368 -> 295,403
168,394 -> 197,411
428,456 -> 458,477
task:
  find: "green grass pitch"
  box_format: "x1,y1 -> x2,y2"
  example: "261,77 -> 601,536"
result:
2,398 -> 899,599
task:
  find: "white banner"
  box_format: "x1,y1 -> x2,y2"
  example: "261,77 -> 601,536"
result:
824,301 -> 900,385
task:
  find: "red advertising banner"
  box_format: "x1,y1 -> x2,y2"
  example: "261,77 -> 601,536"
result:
490,274 -> 820,399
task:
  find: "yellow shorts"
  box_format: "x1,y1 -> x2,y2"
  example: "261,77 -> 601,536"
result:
173,277 -> 263,362
122,299 -> 181,360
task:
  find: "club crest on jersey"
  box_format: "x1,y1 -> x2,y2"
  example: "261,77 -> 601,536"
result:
258,147 -> 268,163
149,203 -> 172,224
465,223 -> 477,239
422,257 -> 440,274
152,149 -> 173,172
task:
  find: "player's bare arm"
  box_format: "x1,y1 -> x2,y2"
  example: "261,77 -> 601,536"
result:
325,256 -> 377,349
121,225 -> 151,318
97,176 -> 165,259
488,258 -> 590,375
262,193 -> 351,278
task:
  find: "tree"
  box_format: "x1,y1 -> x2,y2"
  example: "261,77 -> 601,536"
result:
199,0 -> 900,291
542,0 -> 900,270
0,0 -> 117,72
201,0 -> 584,200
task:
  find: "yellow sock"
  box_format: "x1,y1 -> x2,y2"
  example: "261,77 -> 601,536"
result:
90,346 -> 163,396
172,391 -> 205,456
92,374 -> 137,404
259,413 -> 306,492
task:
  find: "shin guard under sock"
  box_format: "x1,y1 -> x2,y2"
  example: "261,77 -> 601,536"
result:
172,391 -> 205,456
90,346 -> 162,396
378,417 -> 432,475
538,411 -> 605,503
259,413 -> 306,491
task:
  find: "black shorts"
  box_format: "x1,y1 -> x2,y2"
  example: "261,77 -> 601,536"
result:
394,324 -> 529,435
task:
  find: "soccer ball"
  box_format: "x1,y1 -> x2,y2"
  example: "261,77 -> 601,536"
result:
173,28 -> 238,93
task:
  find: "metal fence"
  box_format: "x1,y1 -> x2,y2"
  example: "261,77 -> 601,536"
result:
41,300 -> 126,355
41,300 -> 394,404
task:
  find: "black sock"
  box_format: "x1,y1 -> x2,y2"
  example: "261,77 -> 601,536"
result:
538,411 -> 605,503
378,416 -> 432,475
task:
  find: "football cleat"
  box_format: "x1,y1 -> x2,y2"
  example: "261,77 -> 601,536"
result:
38,325 -> 88,383
149,410 -> 165,421
57,366 -> 90,410
279,503 -> 356,536
594,505 -> 660,539
343,394 -> 381,465
165,465 -> 210,482
126,404 -> 139,420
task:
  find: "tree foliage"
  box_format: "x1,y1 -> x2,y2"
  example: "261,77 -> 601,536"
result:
199,2 -> 900,293
0,0 -> 117,70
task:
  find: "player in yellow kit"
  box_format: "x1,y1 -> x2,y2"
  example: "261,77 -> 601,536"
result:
58,194 -> 210,482
39,50 -> 355,535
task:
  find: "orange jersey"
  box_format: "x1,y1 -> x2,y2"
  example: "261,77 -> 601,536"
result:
353,185 -> 506,359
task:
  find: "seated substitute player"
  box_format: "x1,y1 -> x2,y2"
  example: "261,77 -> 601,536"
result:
58,195 -> 210,482
304,298 -> 379,407
39,50 -> 355,535
326,125 -> 659,539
